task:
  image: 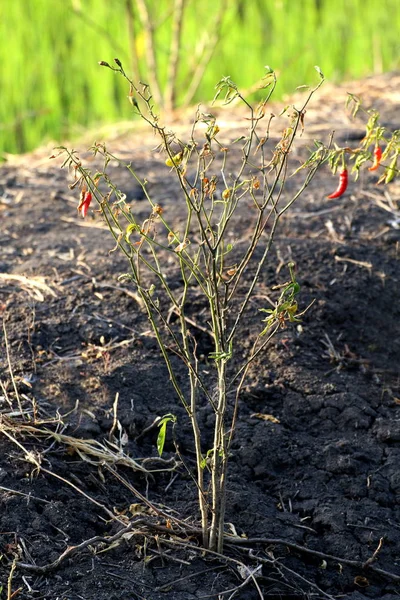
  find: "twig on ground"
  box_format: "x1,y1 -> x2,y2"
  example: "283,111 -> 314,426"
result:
206,564 -> 263,600
105,571 -> 149,599
0,273 -> 57,301
160,538 -> 265,600
2,321 -> 24,417
104,463 -> 196,532
334,255 -> 373,270
93,282 -> 144,307
226,536 -> 400,582
273,558 -> 336,600
7,557 -> 20,600
0,420 -> 148,472
0,425 -> 120,522
154,565 -> 226,592
363,536 -> 384,568
167,305 -> 214,338
16,521 -> 144,573
60,216 -> 108,229
363,189 -> 400,215
0,486 -> 51,504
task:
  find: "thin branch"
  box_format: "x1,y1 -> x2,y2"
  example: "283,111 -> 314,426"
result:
165,0 -> 186,112
182,0 -> 228,107
69,5 -> 129,61
135,0 -> 163,106
161,538 -> 265,600
227,537 -> 400,583
125,0 -> 142,82
16,522 -> 142,574
273,558 -> 336,600
0,426 -> 120,523
2,320 -> 24,417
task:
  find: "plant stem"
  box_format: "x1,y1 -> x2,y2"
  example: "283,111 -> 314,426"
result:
178,254 -> 209,546
135,0 -> 163,106
209,359 -> 227,552
165,0 -> 186,112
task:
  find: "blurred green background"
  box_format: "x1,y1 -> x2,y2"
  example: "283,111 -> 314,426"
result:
1,0 -> 399,156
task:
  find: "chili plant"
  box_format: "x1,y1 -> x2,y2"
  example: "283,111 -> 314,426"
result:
322,94 -> 400,191
56,61 -> 329,553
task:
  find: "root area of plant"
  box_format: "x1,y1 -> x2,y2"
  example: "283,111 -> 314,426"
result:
1,75 -> 400,599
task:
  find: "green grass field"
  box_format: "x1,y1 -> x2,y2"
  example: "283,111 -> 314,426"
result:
1,0 -> 399,156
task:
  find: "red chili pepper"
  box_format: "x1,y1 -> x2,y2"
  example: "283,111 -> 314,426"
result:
368,145 -> 382,171
78,191 -> 92,217
327,168 -> 348,199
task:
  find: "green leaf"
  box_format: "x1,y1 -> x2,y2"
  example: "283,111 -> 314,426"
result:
232,135 -> 247,143
157,420 -> 167,457
156,414 -> 176,457
200,448 -> 213,470
209,340 -> 233,362
259,308 -> 274,315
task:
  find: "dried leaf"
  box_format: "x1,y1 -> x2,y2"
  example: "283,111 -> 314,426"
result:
129,503 -> 148,515
174,239 -> 189,253
251,413 -> 280,424
0,273 -> 57,301
237,564 -> 248,580
354,576 -> 369,587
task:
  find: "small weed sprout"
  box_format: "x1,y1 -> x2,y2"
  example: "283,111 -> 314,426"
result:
55,60 -> 399,553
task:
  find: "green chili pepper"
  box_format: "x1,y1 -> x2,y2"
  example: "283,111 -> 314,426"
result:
385,154 -> 398,184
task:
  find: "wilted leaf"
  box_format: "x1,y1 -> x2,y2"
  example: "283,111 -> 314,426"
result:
251,413 -> 280,424
354,576 -> 369,587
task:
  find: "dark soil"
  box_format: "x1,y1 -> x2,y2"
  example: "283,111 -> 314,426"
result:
1,74 -> 400,599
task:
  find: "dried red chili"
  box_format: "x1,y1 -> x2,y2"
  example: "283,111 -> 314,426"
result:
368,145 -> 382,171
327,168 -> 348,199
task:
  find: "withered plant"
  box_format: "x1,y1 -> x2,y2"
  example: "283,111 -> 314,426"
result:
57,61 -> 326,552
